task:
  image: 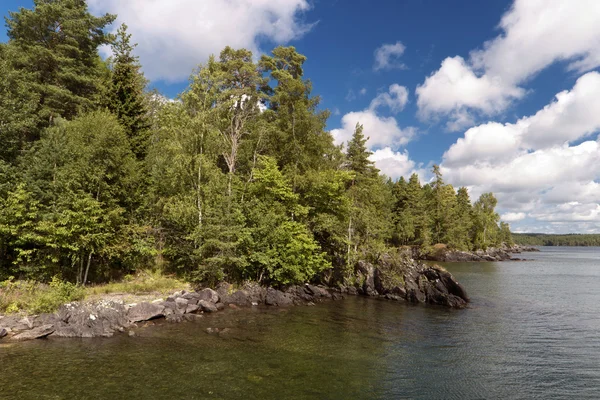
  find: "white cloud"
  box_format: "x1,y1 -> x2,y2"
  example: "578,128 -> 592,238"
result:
374,41 -> 407,71
332,85 -> 416,149
441,73 -> 600,233
331,110 -> 415,150
88,0 -> 312,82
416,57 -> 525,130
444,72 -> 600,168
369,84 -> 409,113
359,88 -> 367,96
369,147 -> 417,179
416,0 -> 600,128
471,0 -> 600,83
501,212 -> 526,222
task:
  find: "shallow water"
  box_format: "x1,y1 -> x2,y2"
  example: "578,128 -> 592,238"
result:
1,247 -> 599,399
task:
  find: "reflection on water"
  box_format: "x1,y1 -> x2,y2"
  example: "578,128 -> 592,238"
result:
1,247 -> 599,399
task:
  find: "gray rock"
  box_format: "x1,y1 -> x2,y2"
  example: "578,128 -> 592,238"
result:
198,300 -> 218,313
0,328 -> 7,339
197,288 -> 220,303
175,297 -> 189,310
185,304 -> 199,314
12,324 -> 55,341
305,284 -> 332,299
166,314 -> 185,323
127,302 -> 165,323
53,301 -> 129,338
182,292 -> 201,302
265,288 -> 294,307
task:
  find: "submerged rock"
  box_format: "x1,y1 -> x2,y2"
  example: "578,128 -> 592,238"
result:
13,324 -> 55,341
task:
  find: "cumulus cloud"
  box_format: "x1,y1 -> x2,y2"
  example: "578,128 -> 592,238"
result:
331,110 -> 416,150
416,57 -> 525,130
441,73 -> 600,233
369,84 -> 409,113
369,147 -> 417,179
501,212 -> 526,222
374,41 -> 407,71
332,84 -> 416,149
87,0 -> 312,82
416,0 -> 600,129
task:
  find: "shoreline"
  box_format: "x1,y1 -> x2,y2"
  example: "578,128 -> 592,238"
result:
421,244 -> 540,263
0,257 -> 470,342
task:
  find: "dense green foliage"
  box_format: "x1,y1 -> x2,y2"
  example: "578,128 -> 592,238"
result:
0,1 -> 512,287
513,233 -> 600,247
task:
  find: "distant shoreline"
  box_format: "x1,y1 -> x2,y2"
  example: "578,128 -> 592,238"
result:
512,233 -> 600,247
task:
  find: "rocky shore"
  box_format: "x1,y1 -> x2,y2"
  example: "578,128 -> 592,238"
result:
0,257 -> 469,342
422,244 -> 540,263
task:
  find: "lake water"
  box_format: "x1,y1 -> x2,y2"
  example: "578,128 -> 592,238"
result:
1,247 -> 599,399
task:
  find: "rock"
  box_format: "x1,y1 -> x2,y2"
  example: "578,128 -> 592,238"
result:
305,284 -> 332,299
198,300 -> 218,313
182,292 -> 201,303
12,324 -> 54,341
265,288 -> 294,307
285,285 -> 315,303
216,283 -> 233,301
225,290 -> 252,306
355,261 -> 378,296
215,303 -> 226,311
162,301 -> 181,314
175,297 -> 189,311
183,314 -> 203,322
197,288 -> 220,304
127,302 -> 165,323
166,314 -> 185,323
185,304 -> 199,314
0,328 -> 7,339
53,301 -> 129,338
128,330 -> 135,337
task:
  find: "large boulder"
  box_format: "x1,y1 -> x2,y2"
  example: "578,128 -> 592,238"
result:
127,302 -> 165,323
53,301 -> 129,338
197,288 -> 219,304
198,300 -> 218,313
265,288 -> 294,307
12,324 -> 55,341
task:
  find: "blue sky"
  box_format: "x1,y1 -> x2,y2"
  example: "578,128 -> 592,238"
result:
2,0 -> 599,234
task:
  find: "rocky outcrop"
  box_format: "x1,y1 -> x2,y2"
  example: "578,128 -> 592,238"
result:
422,244 -> 539,262
346,255 -> 470,308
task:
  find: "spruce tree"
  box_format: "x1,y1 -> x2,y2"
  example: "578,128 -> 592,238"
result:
108,23 -> 150,159
5,0 -> 115,135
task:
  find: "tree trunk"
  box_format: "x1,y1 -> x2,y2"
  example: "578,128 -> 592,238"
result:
83,251 -> 93,286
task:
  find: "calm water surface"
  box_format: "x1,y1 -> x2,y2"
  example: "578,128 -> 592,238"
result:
1,247 -> 599,399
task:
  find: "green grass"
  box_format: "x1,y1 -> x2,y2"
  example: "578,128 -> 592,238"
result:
0,277 -> 85,314
0,270 -> 188,315
84,270 -> 188,297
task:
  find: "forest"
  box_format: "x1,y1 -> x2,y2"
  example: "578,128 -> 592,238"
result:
0,0 -> 512,288
512,233 -> 600,247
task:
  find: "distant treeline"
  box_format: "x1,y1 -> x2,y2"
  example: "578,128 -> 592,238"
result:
512,233 -> 600,247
